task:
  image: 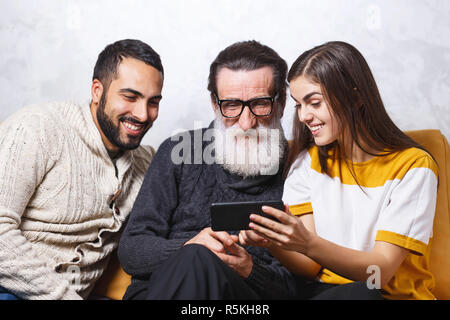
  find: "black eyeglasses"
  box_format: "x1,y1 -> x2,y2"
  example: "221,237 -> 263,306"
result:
214,94 -> 277,118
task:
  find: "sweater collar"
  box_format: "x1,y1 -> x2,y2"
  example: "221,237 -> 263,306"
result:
215,165 -> 280,195
79,102 -> 134,178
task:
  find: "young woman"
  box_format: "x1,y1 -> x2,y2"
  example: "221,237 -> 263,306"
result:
239,41 -> 438,300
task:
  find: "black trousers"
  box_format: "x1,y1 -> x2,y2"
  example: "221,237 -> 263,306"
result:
294,278 -> 384,300
123,243 -> 384,300
124,244 -> 260,300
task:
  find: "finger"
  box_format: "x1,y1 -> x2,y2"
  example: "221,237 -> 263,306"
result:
262,206 -> 294,224
201,229 -> 227,252
250,213 -> 285,234
187,229 -> 225,253
190,239 -> 224,253
239,230 -> 269,247
224,241 -> 244,256
239,231 -> 248,246
210,230 -> 235,247
245,229 -> 269,244
252,228 -> 288,250
204,239 -> 225,253
249,220 -> 287,244
250,229 -> 277,246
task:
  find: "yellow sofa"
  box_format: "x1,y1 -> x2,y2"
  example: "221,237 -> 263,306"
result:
92,129 -> 450,300
406,130 -> 450,300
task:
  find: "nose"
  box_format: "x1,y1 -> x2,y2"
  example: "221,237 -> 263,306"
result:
298,106 -> 313,124
238,106 -> 257,131
131,100 -> 149,123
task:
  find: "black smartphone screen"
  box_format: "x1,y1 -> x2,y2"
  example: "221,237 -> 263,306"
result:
210,200 -> 284,231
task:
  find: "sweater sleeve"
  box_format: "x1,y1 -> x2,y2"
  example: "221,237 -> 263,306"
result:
118,137 -> 187,278
0,110 -> 81,300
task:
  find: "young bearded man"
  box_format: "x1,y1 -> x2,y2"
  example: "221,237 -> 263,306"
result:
0,39 -> 163,300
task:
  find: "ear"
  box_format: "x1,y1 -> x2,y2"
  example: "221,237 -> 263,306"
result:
273,93 -> 286,119
210,92 -> 219,113
91,79 -> 104,106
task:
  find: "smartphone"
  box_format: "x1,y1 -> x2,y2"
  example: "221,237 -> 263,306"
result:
210,200 -> 284,231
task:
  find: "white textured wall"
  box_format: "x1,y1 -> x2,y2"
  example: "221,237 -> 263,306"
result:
1,0 -> 449,149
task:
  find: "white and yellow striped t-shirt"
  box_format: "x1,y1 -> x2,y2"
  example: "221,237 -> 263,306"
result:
282,146 -> 438,300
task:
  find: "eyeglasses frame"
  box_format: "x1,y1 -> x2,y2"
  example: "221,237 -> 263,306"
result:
214,93 -> 278,119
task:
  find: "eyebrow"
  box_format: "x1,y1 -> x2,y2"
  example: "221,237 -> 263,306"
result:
119,88 -> 162,100
119,88 -> 144,98
302,91 -> 322,101
290,91 -> 322,103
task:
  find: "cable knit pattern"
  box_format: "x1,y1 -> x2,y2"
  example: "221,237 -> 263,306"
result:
0,102 -> 154,300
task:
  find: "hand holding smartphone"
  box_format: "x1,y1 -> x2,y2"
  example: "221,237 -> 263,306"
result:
210,200 -> 284,231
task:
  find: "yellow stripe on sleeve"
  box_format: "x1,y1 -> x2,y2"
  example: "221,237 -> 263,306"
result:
376,230 -> 428,256
289,203 -> 313,216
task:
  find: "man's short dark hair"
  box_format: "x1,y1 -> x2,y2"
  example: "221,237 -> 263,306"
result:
93,39 -> 163,91
207,40 -> 288,109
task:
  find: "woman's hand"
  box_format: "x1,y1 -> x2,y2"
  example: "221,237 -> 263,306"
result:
250,206 -> 409,287
248,205 -> 315,254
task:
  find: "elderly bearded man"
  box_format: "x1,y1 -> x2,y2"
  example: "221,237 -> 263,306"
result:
0,39 -> 163,300
118,40 -> 298,300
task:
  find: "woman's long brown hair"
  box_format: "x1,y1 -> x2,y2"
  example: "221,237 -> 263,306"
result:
284,41 -> 430,179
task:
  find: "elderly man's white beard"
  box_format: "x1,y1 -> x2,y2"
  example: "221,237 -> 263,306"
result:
213,113 -> 286,177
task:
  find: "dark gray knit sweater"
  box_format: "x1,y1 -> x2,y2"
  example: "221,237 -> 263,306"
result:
118,126 -> 297,299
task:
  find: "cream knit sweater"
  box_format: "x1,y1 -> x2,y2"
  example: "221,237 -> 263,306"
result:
0,102 -> 154,300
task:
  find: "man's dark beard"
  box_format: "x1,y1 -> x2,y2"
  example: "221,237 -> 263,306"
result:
96,92 -> 150,151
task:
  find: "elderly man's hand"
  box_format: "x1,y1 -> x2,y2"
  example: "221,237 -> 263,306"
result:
185,227 -> 253,278
185,227 -> 235,253
215,240 -> 253,278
